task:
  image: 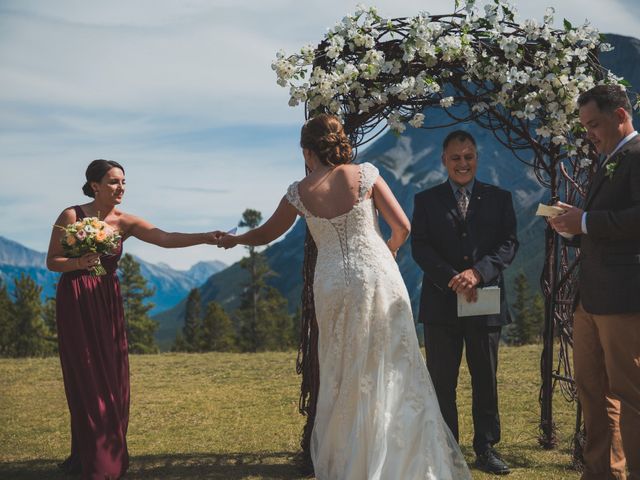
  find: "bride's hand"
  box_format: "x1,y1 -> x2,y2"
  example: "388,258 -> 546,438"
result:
386,239 -> 399,259
217,233 -> 239,249
206,231 -> 225,245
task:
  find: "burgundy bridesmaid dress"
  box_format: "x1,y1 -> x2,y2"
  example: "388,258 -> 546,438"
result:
55,205 -> 130,479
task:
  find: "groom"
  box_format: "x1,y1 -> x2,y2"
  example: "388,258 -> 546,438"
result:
550,84 -> 640,480
411,130 -> 518,475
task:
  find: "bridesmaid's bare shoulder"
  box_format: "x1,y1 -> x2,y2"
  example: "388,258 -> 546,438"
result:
55,207 -> 78,226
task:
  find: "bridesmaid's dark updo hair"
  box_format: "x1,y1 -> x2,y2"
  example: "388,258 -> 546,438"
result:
300,114 -> 353,167
82,159 -> 125,198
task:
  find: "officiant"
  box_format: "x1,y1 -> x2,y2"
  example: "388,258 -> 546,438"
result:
411,130 -> 519,475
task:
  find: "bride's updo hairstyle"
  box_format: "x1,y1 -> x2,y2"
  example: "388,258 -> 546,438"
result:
82,159 -> 125,198
300,114 -> 353,167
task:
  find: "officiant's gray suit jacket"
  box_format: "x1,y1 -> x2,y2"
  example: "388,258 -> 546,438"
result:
411,180 -> 519,327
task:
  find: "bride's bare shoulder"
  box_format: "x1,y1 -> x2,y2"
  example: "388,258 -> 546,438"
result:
297,175 -> 312,190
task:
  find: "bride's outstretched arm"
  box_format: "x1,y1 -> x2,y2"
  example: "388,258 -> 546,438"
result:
218,197 -> 298,249
371,177 -> 411,254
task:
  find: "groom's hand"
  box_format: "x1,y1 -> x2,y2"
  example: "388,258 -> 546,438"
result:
548,201 -> 583,235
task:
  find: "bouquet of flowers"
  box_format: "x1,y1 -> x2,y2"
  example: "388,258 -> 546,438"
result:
58,217 -> 121,275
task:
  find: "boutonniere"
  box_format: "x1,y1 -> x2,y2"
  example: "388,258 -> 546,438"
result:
605,160 -> 618,180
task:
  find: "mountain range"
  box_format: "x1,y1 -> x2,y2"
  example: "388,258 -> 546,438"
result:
0,235 -> 225,314
154,33 -> 640,347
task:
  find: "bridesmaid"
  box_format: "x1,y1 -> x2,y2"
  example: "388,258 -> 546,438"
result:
46,159 -> 221,479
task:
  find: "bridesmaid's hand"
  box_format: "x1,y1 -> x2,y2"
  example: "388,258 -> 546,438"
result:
217,234 -> 239,249
76,253 -> 101,270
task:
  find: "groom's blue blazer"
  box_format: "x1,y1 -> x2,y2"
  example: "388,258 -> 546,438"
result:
411,179 -> 519,327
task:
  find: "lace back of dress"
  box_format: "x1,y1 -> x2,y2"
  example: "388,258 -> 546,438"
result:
332,163 -> 379,286
285,163 -> 380,287
330,215 -> 351,285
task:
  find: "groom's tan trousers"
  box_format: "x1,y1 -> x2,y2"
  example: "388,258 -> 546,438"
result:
573,302 -> 640,480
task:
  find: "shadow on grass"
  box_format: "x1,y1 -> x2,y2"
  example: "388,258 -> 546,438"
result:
0,451 -> 312,480
0,445 -> 581,479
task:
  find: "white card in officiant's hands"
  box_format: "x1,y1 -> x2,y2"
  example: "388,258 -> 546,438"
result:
457,286 -> 500,317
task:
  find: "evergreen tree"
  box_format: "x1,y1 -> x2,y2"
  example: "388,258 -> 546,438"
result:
250,286 -> 284,351
527,293 -> 545,343
119,254 -> 158,354
0,283 -> 14,357
182,288 -> 202,352
289,306 -> 302,349
507,271 -> 531,345
505,271 -> 543,345
11,274 -> 52,357
171,331 -> 189,352
236,253 -> 272,351
42,296 -> 58,354
200,301 -> 236,352
234,208 -> 293,352
236,209 -> 267,351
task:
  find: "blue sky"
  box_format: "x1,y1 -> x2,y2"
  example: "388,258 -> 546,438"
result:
1,0 -> 638,269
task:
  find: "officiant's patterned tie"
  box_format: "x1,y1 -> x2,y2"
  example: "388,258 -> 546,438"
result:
457,187 -> 469,219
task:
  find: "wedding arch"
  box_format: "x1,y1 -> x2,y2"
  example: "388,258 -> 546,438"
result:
272,0 -> 636,469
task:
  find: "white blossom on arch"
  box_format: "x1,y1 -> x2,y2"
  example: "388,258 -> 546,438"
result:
271,0 -> 637,169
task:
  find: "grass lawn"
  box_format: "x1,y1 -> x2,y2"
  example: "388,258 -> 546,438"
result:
0,345 -> 581,479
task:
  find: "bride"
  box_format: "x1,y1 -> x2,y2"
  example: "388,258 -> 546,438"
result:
218,114 -> 471,479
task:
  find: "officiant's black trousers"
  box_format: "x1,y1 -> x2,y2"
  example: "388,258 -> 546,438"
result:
424,321 -> 502,456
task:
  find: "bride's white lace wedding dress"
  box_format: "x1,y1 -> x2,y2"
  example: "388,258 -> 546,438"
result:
285,162 -> 471,480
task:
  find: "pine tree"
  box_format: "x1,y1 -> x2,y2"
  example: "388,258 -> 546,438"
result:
505,271 -> 531,346
239,211 -> 265,298
236,253 -> 272,351
0,283 -> 14,357
527,293 -> 545,344
11,274 -> 52,357
289,306 -> 302,349
42,296 -> 58,354
251,286 -> 282,351
119,254 -> 159,354
506,272 -> 544,345
234,208 -> 293,352
200,301 -> 237,352
236,209 -> 267,351
182,288 -> 202,352
171,331 -> 188,352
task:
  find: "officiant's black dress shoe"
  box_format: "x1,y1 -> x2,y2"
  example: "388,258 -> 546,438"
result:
475,448 -> 510,475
